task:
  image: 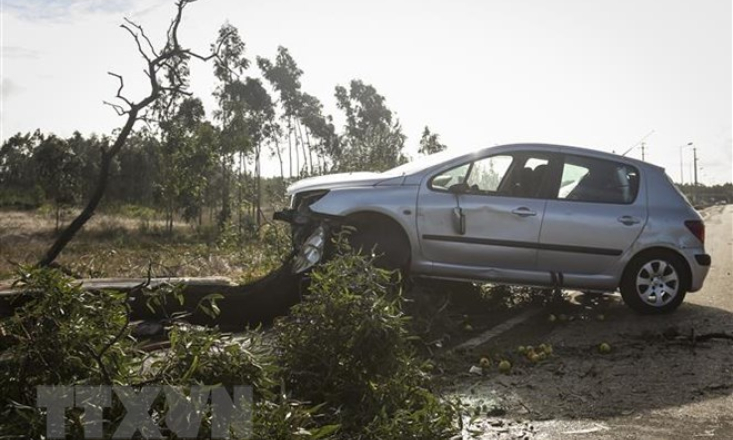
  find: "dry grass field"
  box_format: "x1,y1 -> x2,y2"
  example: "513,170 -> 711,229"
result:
0,209 -> 287,283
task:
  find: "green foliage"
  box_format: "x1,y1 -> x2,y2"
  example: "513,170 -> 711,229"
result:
418,126 -> 448,156
0,267 -> 319,439
276,237 -> 458,437
0,185 -> 43,209
334,80 -> 407,172
1,268 -> 137,391
257,47 -> 303,118
0,246 -> 458,439
151,323 -> 274,394
0,267 -> 139,438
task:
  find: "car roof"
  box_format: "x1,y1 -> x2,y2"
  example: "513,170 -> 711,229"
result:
467,143 -> 662,172
393,143 -> 666,181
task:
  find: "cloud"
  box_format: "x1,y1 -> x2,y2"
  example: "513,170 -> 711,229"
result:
2,0 -> 144,22
1,46 -> 41,60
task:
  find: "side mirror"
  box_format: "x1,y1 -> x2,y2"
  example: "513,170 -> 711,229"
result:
448,182 -> 469,194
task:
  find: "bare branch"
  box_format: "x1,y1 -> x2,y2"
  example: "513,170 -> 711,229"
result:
183,48 -> 216,62
107,72 -> 133,107
166,0 -> 191,50
123,18 -> 158,58
102,100 -> 128,116
120,23 -> 152,63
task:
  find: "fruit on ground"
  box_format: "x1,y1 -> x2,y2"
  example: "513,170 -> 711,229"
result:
599,342 -> 611,354
480,357 -> 492,368
498,360 -> 512,373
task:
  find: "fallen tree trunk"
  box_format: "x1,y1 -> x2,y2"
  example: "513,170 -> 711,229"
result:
0,261 -> 305,331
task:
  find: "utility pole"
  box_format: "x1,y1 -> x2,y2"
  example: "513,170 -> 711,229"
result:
693,147 -> 699,186
641,142 -> 646,161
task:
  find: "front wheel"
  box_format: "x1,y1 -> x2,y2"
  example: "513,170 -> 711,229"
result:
346,215 -> 411,272
620,252 -> 688,314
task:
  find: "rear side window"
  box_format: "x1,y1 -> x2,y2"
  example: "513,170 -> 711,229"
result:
557,155 -> 639,204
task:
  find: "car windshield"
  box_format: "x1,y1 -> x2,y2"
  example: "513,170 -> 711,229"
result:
381,149 -> 470,177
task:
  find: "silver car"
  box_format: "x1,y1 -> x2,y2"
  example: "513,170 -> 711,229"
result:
275,144 -> 710,313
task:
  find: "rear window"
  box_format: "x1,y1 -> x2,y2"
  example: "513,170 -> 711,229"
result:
556,155 -> 639,204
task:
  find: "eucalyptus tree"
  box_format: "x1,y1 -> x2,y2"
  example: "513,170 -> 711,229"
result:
298,92 -> 338,173
157,97 -> 218,233
212,22 -> 251,230
114,128 -> 159,207
418,126 -> 448,155
257,47 -> 304,176
239,77 -> 276,226
33,135 -> 82,231
0,131 -> 44,205
66,132 -> 107,203
334,80 -> 406,172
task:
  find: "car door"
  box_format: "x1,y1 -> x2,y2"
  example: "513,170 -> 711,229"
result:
537,153 -> 647,276
417,151 -> 556,271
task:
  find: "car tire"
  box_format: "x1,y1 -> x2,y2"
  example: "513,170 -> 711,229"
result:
620,251 -> 688,314
346,216 -> 410,272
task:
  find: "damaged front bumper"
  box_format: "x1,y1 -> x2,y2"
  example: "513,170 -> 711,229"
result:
274,207 -> 337,274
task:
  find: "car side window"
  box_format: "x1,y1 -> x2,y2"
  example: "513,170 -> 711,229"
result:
429,163 -> 471,191
465,155 -> 513,193
429,153 -> 551,198
494,155 -> 549,198
557,155 -> 639,204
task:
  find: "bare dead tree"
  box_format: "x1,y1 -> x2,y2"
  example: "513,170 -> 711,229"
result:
38,0 -> 227,268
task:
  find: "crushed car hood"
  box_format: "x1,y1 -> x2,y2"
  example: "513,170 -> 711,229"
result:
286,172 -> 398,195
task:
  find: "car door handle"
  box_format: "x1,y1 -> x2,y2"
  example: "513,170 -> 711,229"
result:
617,215 -> 641,226
511,207 -> 537,217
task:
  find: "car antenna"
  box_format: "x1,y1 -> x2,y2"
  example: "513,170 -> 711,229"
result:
621,130 -> 655,158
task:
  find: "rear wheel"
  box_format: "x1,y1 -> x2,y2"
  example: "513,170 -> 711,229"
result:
620,251 -> 687,314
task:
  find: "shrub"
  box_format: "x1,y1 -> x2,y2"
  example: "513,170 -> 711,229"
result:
151,323 -> 274,394
0,267 -> 139,438
0,247 -> 458,439
275,238 -> 458,437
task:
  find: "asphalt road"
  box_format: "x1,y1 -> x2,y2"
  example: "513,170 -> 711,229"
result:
453,204 -> 733,439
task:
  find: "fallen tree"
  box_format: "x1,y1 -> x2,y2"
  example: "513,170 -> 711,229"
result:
1,261 -> 304,330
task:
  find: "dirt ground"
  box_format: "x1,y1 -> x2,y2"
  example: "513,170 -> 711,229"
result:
442,204 -> 733,439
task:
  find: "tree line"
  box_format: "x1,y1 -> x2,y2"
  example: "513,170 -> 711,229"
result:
0,21 -> 449,237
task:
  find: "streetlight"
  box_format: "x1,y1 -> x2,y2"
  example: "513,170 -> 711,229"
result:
679,142 -> 693,184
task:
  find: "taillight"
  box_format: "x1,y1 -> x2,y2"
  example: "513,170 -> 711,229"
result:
684,220 -> 705,244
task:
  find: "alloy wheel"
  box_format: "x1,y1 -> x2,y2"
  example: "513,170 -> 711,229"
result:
635,259 -> 679,307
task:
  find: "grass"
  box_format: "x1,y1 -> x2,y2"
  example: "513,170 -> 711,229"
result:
0,208 -> 288,283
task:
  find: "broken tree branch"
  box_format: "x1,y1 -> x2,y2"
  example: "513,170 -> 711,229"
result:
37,0 -> 221,268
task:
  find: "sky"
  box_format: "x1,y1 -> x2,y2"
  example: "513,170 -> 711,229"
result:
1,0 -> 731,184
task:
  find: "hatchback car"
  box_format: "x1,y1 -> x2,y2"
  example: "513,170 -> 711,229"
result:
275,144 -> 710,313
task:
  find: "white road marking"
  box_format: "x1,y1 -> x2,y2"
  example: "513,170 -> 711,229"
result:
454,307 -> 543,351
